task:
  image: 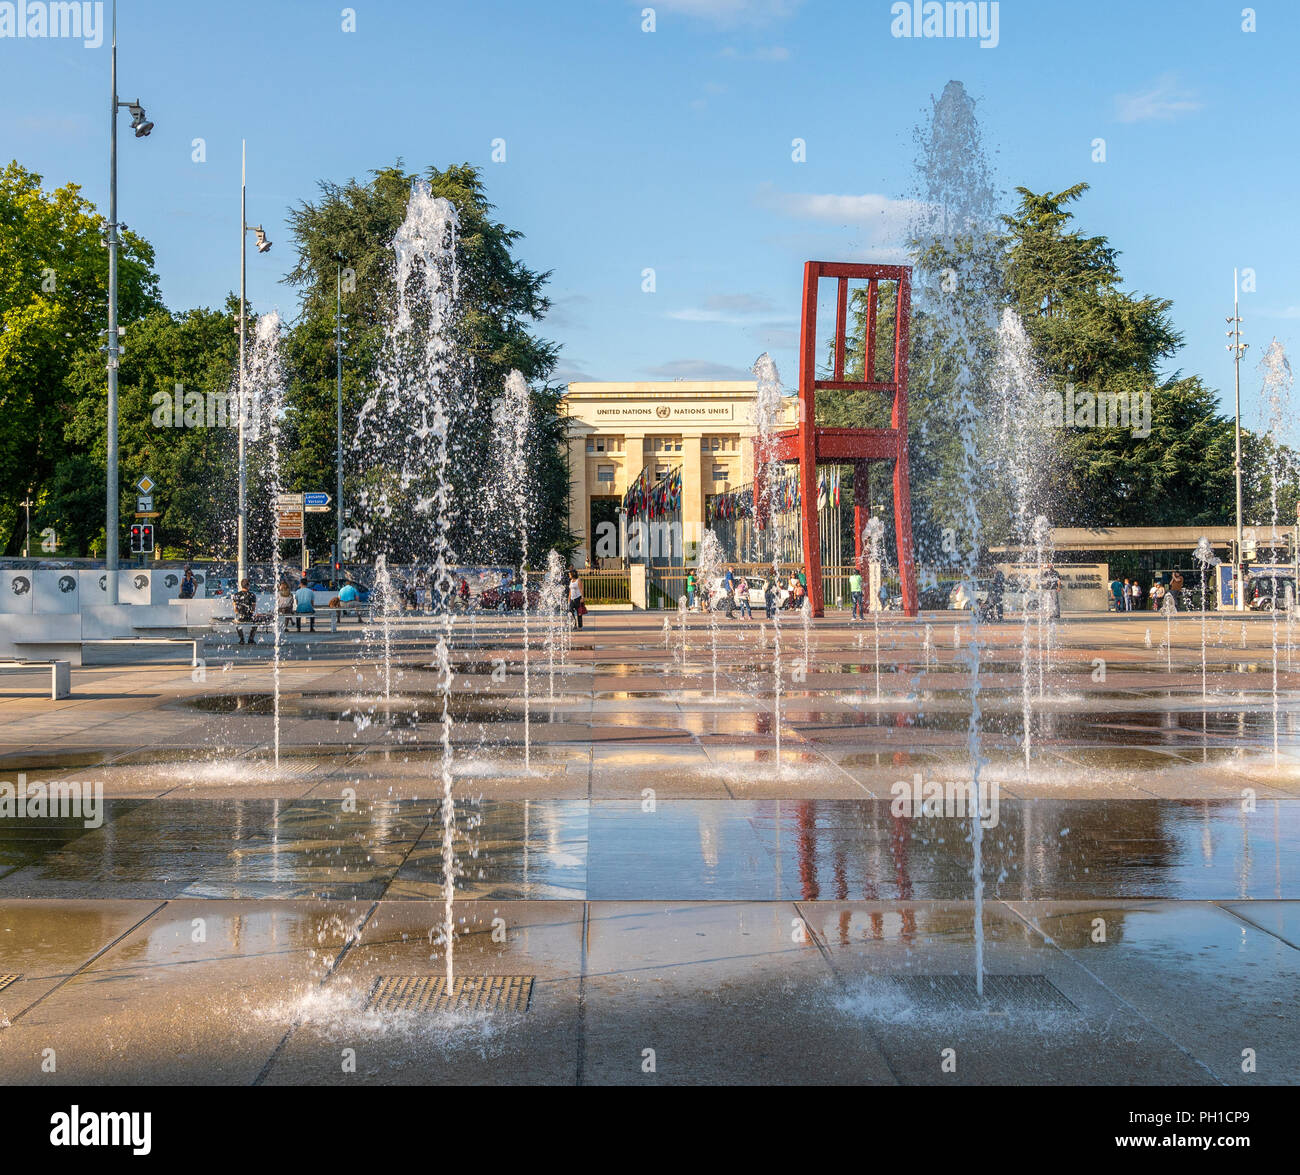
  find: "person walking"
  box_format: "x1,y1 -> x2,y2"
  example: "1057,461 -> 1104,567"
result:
1169,570 -> 1184,611
736,576 -> 752,619
568,568 -> 585,630
1130,579 -> 1143,611
849,567 -> 864,620
764,578 -> 776,619
988,568 -> 1006,621
1122,579 -> 1132,612
686,569 -> 697,610
1110,576 -> 1123,611
1151,580 -> 1165,610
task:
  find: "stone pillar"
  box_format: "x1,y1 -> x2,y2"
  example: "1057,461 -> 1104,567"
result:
567,430 -> 589,567
621,432 -> 647,564
681,434 -> 704,561
629,563 -> 648,610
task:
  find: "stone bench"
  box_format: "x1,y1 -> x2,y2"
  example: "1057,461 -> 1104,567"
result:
0,659 -> 72,700
82,638 -> 201,667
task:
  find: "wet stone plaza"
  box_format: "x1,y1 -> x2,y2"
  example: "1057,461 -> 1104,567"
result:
0,610 -> 1297,1086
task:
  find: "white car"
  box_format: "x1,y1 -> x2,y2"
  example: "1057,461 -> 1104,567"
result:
704,575 -> 789,612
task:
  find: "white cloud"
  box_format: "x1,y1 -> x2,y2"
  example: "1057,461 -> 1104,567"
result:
649,0 -> 803,27
545,294 -> 591,330
645,359 -> 754,380
720,45 -> 791,61
1115,74 -> 1203,123
668,293 -> 792,324
553,361 -> 600,383
756,184 -> 928,260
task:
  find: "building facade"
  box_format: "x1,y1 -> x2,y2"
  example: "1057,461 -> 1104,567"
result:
561,381 -> 797,567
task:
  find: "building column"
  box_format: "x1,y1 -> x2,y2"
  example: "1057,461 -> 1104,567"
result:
621,432 -> 647,563
567,430 -> 589,567
681,434 -> 704,561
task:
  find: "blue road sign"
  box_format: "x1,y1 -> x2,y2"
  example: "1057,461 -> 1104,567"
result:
303,492 -> 332,508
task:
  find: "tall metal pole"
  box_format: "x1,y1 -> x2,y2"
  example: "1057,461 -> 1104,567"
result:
1228,269 -> 1248,611
237,141 -> 248,585
335,257 -> 344,577
105,0 -> 120,603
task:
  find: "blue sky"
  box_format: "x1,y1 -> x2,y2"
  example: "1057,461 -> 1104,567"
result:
3,0 -> 1297,432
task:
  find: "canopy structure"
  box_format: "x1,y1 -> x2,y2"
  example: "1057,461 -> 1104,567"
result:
754,261 -> 919,617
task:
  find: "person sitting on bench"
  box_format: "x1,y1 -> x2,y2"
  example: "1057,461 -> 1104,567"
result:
289,576 -> 317,632
338,574 -> 361,620
233,577 -> 260,644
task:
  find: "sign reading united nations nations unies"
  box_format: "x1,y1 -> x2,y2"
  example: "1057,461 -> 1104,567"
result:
590,403 -> 737,421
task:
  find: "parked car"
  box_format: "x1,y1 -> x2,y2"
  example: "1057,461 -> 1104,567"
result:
1248,575 -> 1296,612
948,579 -> 995,611
302,578 -> 372,606
478,586 -> 541,611
704,574 -> 789,612
918,583 -> 955,610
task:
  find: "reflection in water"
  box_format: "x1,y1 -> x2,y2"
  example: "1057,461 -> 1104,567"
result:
1,796 -> 1290,903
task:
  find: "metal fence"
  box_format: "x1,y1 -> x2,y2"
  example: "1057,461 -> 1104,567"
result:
579,569 -> 631,605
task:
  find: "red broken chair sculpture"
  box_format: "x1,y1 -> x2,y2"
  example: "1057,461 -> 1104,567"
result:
753,261 -> 919,617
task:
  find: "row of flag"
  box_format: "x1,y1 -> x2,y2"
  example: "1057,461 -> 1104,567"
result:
705,468 -> 844,524
622,466 -> 682,519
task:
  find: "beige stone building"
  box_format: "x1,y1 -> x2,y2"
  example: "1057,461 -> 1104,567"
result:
561,381 -> 798,566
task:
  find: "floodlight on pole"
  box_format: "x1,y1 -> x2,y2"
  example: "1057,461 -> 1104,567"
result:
237,142 -> 274,586
1227,268 -> 1249,611
104,0 -> 155,605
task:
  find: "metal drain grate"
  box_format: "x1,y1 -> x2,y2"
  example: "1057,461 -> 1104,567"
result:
885,974 -> 1076,1014
365,974 -> 534,1014
0,974 -> 19,993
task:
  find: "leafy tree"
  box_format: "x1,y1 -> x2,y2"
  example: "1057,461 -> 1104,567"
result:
58,301 -> 241,557
0,161 -> 161,552
282,162 -> 570,567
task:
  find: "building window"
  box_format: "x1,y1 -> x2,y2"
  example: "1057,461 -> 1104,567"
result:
655,464 -> 670,479
597,464 -> 615,483
712,465 -> 728,482
586,437 -> 595,452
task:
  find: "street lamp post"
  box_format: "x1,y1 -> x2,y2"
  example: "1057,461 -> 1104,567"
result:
21,494 -> 34,559
236,140 -> 272,586
1227,269 -> 1249,611
104,0 -> 153,604
334,254 -> 347,579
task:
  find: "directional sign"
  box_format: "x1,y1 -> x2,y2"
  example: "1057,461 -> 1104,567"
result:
276,492 -> 305,540
303,492 -> 332,508
136,475 -> 156,496
137,495 -> 153,513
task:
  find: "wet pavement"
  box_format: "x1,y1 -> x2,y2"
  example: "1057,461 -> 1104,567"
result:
0,611 -> 1298,1084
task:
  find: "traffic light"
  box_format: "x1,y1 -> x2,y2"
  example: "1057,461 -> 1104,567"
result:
130,524 -> 142,553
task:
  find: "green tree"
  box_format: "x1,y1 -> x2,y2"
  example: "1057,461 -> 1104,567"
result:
282,161 -> 570,566
1001,184 -> 1239,529
58,301 -> 240,557
0,161 -> 161,552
